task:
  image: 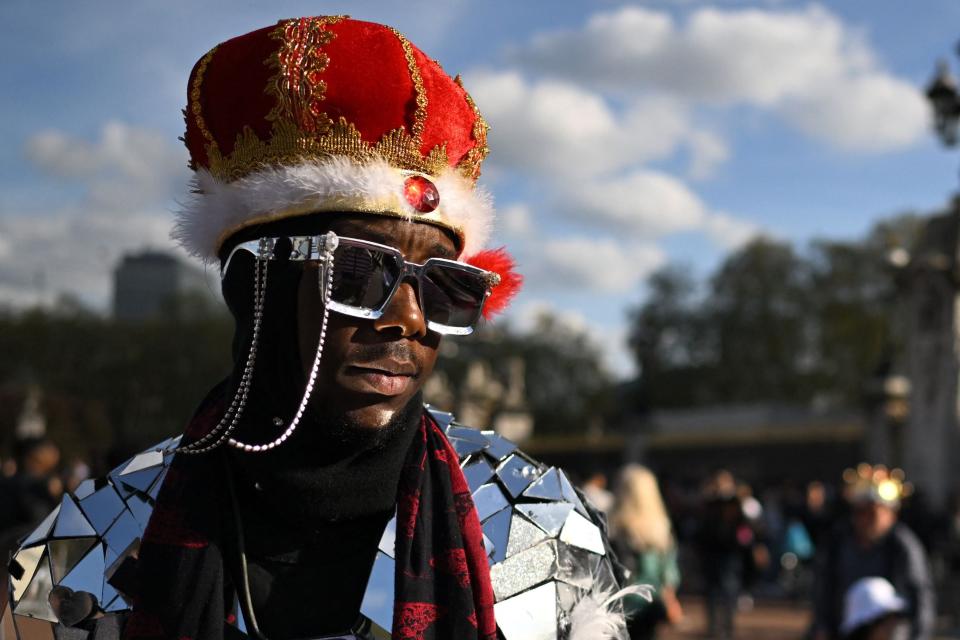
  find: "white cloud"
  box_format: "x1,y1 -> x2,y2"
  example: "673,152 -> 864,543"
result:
467,70 -> 719,177
527,236 -> 666,293
2,123 -> 192,308
555,169 -> 759,249
512,5 -> 927,152
25,122 -> 187,212
499,203 -> 535,240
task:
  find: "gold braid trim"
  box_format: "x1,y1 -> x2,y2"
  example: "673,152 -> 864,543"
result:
188,45 -> 219,168
388,27 -> 429,144
455,74 -> 490,180
205,118 -> 452,182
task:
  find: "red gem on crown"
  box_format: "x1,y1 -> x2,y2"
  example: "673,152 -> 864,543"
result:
404,175 -> 440,213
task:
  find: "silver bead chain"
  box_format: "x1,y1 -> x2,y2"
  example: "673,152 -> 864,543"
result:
170,238 -> 270,454
226,232 -> 338,453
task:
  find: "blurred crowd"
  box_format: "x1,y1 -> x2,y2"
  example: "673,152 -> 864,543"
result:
583,462 -> 957,640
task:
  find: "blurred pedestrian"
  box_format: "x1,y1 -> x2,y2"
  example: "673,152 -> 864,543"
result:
583,470 -> 615,517
812,465 -> 934,640
611,465 -> 683,640
840,577 -> 909,640
696,469 -> 749,640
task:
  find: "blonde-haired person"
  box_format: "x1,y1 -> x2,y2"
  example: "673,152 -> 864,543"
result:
611,464 -> 684,640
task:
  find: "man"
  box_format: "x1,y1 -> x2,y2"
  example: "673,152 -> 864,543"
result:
812,465 -> 935,640
4,17 -> 632,640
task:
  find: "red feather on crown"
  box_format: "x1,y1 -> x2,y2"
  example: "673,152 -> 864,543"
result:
465,248 -> 523,319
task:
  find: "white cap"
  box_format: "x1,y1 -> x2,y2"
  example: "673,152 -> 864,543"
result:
840,577 -> 907,635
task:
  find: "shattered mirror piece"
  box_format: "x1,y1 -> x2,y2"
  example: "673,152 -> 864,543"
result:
359,552 -> 395,634
555,544 -> 597,590
79,485 -> 125,535
119,451 -> 164,476
73,479 -> 96,501
446,425 -> 489,447
119,467 -> 163,495
13,614 -> 56,640
592,552 -> 620,595
505,512 -> 549,558
448,435 -> 487,457
125,494 -> 154,533
59,544 -> 105,604
462,458 -> 495,492
556,582 -> 585,616
48,538 -> 97,583
472,483 -> 510,522
516,503 -> 573,537
101,580 -> 121,616
481,508 -> 512,564
11,545 -> 44,604
378,515 -> 396,558
21,505 -> 61,548
489,540 -> 558,601
557,471 -> 589,517
479,431 -> 516,461
496,455 -> 540,498
493,580 -> 558,640
558,511 -> 606,555
522,468 -> 564,502
482,533 -> 495,561
426,407 -> 454,430
147,468 -> 169,501
52,496 -> 96,539
14,550 -> 57,622
102,511 -> 140,558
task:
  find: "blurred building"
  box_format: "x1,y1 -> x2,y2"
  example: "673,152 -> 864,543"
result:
898,200 -> 960,511
112,251 -> 215,321
626,403 -> 864,486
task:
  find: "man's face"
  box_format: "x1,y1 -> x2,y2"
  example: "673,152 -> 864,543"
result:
296,215 -> 457,430
852,501 -> 898,544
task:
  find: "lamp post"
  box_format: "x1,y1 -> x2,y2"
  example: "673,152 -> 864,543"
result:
927,50 -> 960,147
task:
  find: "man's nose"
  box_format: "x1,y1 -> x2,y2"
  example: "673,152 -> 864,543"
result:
372,280 -> 427,338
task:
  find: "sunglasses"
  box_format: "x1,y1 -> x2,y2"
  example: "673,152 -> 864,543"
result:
224,233 -> 499,335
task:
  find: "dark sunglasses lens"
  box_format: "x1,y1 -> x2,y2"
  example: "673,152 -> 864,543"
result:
422,265 -> 488,328
330,245 -> 400,309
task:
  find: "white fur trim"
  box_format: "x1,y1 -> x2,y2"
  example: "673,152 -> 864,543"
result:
569,585 -> 653,640
172,156 -> 494,261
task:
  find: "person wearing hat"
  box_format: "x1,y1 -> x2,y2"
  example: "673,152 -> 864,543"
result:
840,577 -> 909,640
811,465 -> 934,640
3,17 -> 636,640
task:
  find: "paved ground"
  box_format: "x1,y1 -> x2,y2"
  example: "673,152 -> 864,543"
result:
658,596 -> 812,640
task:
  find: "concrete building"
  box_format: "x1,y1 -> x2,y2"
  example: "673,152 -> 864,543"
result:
112,251 -> 215,321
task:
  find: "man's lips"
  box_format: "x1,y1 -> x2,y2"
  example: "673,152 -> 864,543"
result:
342,361 -> 418,396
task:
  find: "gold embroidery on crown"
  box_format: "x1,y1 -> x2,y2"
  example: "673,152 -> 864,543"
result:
454,75 -> 490,180
387,27 -> 428,144
265,16 -> 342,134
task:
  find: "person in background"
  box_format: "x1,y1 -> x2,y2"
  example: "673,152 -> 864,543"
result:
840,577 -> 909,640
696,469 -> 748,640
610,465 -> 683,640
583,470 -> 615,517
812,465 -> 934,640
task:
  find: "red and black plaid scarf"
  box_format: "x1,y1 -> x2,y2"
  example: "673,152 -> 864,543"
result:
124,389 -> 496,640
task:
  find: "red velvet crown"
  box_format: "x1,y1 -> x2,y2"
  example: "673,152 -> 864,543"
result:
183,16 -> 488,183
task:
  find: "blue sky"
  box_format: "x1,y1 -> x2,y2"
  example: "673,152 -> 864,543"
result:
2,0 -> 960,376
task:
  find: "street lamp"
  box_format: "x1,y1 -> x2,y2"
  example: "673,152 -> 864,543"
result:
927,53 -> 960,147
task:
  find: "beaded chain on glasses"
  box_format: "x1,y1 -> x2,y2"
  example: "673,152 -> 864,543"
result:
168,232 -> 339,455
